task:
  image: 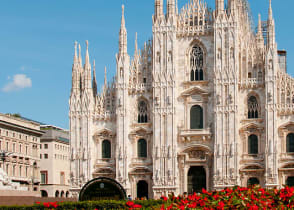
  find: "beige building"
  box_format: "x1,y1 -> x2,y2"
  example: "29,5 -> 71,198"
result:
0,113 -> 43,195
40,125 -> 70,198
70,0 -> 294,199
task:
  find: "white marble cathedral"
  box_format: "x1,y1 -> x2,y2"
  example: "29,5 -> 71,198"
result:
69,0 -> 294,199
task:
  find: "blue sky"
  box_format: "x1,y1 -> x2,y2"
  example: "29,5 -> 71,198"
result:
0,0 -> 293,129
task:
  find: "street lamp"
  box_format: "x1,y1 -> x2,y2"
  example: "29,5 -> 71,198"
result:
0,150 -> 12,173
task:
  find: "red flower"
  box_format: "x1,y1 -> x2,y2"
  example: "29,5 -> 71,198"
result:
35,202 -> 41,204
126,201 -> 135,207
217,201 -> 225,210
132,204 -> 142,209
43,202 -> 50,208
161,196 -> 168,201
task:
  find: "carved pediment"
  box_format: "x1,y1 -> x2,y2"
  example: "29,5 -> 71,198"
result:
279,122 -> 294,136
239,123 -> 264,133
94,129 -> 115,140
129,167 -> 152,175
129,127 -> 152,138
180,86 -> 210,98
94,168 -> 115,174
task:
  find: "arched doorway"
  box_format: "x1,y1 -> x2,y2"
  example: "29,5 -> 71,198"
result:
247,177 -> 260,186
79,177 -> 126,201
188,166 -> 206,194
41,190 -> 48,197
137,180 -> 148,199
55,190 -> 59,197
286,176 -> 294,187
61,191 -> 65,197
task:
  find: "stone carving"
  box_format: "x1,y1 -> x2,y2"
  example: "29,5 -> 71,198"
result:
188,150 -> 206,160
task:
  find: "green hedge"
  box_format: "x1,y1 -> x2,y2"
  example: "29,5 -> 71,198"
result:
0,200 -> 165,210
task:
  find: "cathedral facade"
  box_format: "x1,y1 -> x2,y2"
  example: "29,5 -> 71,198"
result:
69,0 -> 294,199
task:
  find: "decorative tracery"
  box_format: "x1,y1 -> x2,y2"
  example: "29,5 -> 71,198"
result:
138,100 -> 148,123
248,96 -> 259,119
190,45 -> 204,81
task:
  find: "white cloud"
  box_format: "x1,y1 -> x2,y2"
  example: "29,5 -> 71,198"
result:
2,74 -> 32,92
20,65 -> 39,72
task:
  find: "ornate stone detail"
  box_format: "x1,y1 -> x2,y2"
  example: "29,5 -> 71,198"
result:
188,150 -> 206,160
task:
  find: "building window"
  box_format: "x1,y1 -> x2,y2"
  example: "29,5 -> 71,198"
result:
44,144 -> 48,149
247,177 -> 260,186
26,167 -> 28,177
286,133 -> 294,153
286,176 -> 294,187
248,134 -> 258,154
190,105 -> 203,129
6,142 -> 9,151
19,144 -> 22,153
40,154 -> 42,159
41,171 -> 48,184
190,45 -> 204,81
138,100 -> 148,123
102,140 -> 111,159
13,143 -> 15,152
44,154 -> 48,159
19,166 -> 22,177
248,96 -> 259,119
60,172 -> 65,185
138,139 -> 147,158
26,146 -> 28,155
13,165 -> 16,176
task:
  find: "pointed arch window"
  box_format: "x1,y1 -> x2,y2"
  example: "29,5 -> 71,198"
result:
190,45 -> 204,81
138,139 -> 147,158
248,96 -> 259,119
102,140 -> 111,159
248,135 -> 258,155
190,105 -> 203,129
138,100 -> 148,123
287,133 -> 294,153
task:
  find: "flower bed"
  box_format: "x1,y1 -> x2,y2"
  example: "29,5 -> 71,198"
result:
1,186 -> 294,209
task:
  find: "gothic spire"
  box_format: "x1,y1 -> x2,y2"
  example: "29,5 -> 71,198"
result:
154,0 -> 163,20
78,44 -> 82,66
92,60 -> 97,97
74,41 -> 78,64
85,40 -> 90,69
268,0 -> 273,21
104,66 -> 107,87
167,0 -> 175,19
216,0 -> 224,15
119,5 -> 127,57
134,32 -> 138,56
257,14 -> 264,48
71,41 -> 80,93
267,0 -> 275,48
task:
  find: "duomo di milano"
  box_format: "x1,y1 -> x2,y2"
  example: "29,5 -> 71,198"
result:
69,0 -> 294,199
